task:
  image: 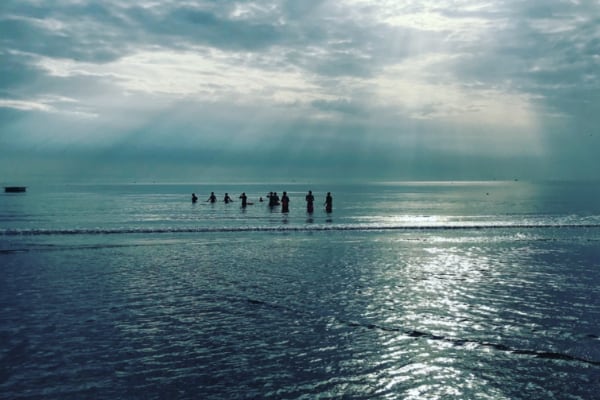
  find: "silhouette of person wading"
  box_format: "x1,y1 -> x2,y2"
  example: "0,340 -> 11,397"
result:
239,192 -> 248,208
325,192 -> 333,213
268,192 -> 280,207
281,191 -> 290,213
305,190 -> 314,213
207,192 -> 217,203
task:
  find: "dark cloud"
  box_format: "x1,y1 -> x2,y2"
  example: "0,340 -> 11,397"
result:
0,0 -> 417,78
127,6 -> 283,51
0,3 -> 130,62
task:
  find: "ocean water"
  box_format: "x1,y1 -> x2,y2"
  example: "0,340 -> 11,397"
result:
1,181 -> 600,399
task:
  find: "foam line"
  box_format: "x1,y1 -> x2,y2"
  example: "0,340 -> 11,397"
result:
2,223 -> 600,236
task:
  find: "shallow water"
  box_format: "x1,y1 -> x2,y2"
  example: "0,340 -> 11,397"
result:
1,181 -> 600,234
1,181 -> 600,399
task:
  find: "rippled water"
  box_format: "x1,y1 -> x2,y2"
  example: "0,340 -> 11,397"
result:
1,181 -> 600,399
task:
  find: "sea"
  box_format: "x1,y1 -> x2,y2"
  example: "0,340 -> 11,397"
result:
1,180 -> 600,399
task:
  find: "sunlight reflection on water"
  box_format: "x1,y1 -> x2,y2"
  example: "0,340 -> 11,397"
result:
1,182 -> 600,398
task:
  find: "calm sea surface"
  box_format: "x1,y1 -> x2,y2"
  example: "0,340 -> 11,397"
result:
1,181 -> 600,399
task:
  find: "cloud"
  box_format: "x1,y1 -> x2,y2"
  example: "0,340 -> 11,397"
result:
0,0 -> 599,182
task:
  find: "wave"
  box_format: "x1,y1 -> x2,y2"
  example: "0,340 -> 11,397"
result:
241,297 -> 600,367
343,319 -> 600,367
2,223 -> 600,236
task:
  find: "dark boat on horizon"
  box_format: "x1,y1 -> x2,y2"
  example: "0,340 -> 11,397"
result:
4,186 -> 27,193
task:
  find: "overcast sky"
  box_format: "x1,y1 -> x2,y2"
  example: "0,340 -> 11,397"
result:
1,0 -> 599,183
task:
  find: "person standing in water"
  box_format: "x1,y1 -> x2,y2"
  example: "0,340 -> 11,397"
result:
281,191 -> 290,213
305,190 -> 314,213
207,192 -> 217,203
325,192 -> 333,213
192,193 -> 198,203
267,192 -> 275,207
224,193 -> 233,204
239,192 -> 248,208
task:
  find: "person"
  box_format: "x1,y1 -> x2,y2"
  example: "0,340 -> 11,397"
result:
267,192 -> 274,207
325,192 -> 333,213
207,192 -> 217,203
224,193 -> 233,204
281,191 -> 290,213
269,192 -> 280,207
305,190 -> 314,213
239,192 -> 248,208
192,193 -> 198,203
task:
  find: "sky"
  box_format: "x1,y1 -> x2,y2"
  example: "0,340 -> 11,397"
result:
1,0 -> 599,183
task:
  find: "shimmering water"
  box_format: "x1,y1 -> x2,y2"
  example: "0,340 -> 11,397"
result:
1,181 -> 600,399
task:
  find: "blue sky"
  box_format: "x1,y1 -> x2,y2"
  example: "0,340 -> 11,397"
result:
1,0 -> 599,182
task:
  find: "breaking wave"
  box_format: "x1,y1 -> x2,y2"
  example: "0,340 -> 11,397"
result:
2,223 -> 600,236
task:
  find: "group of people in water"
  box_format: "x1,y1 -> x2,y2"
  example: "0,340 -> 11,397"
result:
191,190 -> 333,213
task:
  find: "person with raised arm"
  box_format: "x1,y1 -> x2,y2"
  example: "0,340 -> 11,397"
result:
239,192 -> 248,208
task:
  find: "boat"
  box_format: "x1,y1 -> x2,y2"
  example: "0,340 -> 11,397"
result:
4,186 -> 27,193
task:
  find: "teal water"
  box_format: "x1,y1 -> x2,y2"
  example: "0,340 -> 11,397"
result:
1,181 -> 600,399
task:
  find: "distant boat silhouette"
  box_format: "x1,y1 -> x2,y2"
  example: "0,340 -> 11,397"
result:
4,186 -> 27,193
